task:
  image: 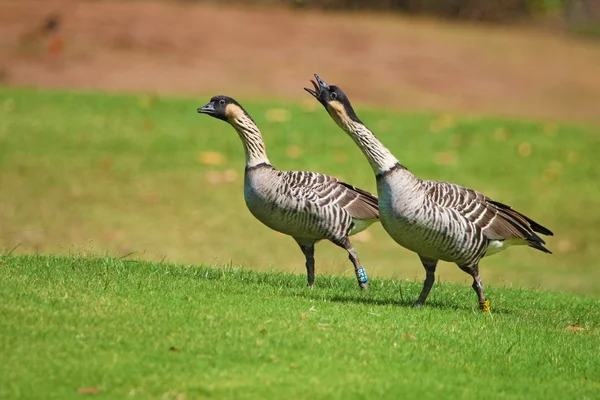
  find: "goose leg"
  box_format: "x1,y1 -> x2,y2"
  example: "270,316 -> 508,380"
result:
414,255 -> 438,307
297,241 -> 316,287
333,238 -> 369,289
458,262 -> 489,312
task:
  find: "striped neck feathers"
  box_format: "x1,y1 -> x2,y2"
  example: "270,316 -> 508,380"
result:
225,104 -> 271,168
326,100 -> 400,175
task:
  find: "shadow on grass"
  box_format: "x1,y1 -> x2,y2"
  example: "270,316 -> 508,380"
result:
324,293 -> 499,313
176,262 -> 509,313
108,258 -> 513,314
5,254 -> 510,314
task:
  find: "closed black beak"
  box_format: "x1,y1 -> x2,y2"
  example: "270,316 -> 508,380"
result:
198,102 -> 215,114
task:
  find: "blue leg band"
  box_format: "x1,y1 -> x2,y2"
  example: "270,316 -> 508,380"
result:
356,267 -> 368,284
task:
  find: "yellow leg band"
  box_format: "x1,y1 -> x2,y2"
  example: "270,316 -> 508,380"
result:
479,299 -> 490,312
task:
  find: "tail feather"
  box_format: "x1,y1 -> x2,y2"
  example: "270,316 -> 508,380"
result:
522,214 -> 554,236
488,200 -> 553,236
486,199 -> 553,254
527,239 -> 552,254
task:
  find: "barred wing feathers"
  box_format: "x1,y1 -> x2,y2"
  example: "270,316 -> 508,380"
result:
423,180 -> 553,253
280,171 -> 379,221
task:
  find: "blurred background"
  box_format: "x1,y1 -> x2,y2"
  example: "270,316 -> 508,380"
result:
1,0 -> 600,122
1,0 -> 599,295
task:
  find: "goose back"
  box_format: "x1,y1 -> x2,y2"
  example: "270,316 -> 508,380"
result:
245,165 -> 378,241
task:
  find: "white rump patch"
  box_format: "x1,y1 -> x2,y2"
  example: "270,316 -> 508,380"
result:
485,238 -> 527,257
349,218 -> 377,236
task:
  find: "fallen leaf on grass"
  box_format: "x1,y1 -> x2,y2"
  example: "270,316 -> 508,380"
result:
77,387 -> 101,394
286,145 -> 302,159
517,142 -> 532,157
169,346 -> 180,352
567,325 -> 585,331
557,239 -> 575,254
265,108 -> 291,123
429,114 -> 455,133
0,259 -> 5,263
493,128 -> 508,142
222,169 -> 238,182
334,152 -> 348,163
197,151 -> 226,166
402,334 -> 416,340
301,312 -> 307,319
434,151 -> 457,166
205,169 -> 238,184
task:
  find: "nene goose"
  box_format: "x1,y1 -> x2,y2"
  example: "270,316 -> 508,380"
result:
305,75 -> 553,311
197,95 -> 379,288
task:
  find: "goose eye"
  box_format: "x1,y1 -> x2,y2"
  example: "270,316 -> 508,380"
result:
330,92 -> 337,100
219,99 -> 225,105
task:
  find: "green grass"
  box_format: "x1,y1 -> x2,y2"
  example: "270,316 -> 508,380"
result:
0,254 -> 598,399
0,88 -> 599,295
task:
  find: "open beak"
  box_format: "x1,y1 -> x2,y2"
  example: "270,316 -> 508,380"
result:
197,102 -> 215,115
304,73 -> 330,98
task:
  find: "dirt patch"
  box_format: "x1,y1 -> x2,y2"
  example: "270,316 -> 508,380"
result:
1,0 -> 600,124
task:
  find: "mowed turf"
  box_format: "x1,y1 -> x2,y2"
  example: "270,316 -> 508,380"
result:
0,254 -> 599,399
0,88 -> 599,295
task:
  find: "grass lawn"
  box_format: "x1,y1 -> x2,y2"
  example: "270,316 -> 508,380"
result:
0,88 -> 599,297
0,254 -> 598,399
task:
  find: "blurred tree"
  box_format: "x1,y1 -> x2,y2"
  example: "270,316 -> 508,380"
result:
203,0 -> 600,28
289,0 -> 539,21
565,0 -> 600,36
